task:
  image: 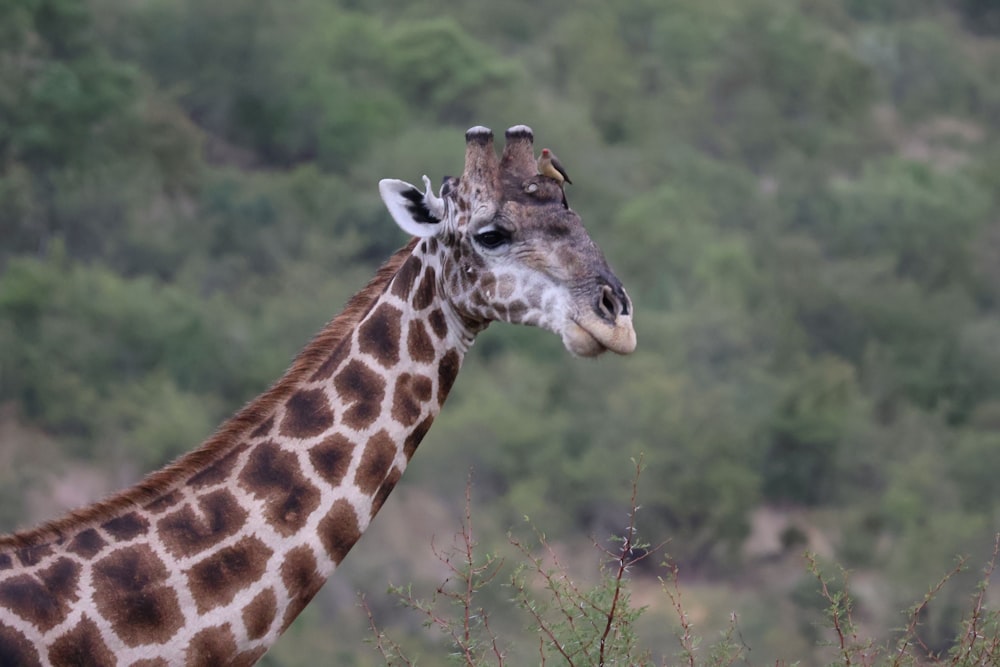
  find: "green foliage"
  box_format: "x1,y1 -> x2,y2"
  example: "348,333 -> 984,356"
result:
3,0 -> 1000,661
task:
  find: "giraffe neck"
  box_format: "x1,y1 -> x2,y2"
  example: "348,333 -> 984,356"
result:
0,239 -> 474,665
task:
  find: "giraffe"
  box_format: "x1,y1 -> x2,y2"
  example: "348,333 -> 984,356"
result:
0,125 -> 636,666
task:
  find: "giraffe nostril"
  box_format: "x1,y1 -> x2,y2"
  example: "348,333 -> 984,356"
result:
598,285 -> 620,322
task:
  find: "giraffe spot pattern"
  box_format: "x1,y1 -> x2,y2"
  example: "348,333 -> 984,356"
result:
438,350 -> 461,404
507,299 -> 528,320
404,416 -> 435,461
157,489 -> 248,559
47,616 -> 114,667
279,546 -> 325,632
428,308 -> 448,339
186,535 -> 272,614
358,303 -> 403,368
64,529 -> 106,559
14,544 -> 52,567
143,490 -> 183,515
280,388 -> 335,439
101,512 -> 149,542
232,646 -> 269,667
238,441 -> 321,536
308,434 -> 355,487
309,338 -> 352,382
241,588 -> 277,641
390,255 -> 422,301
334,359 -> 386,431
479,272 -> 497,297
407,320 -> 436,365
412,266 -> 437,310
129,659 -> 169,666
391,373 -> 434,427
317,499 -> 361,565
354,430 -> 397,497
370,466 -> 403,518
188,443 -> 250,489
0,622 -> 40,666
497,274 -> 516,300
0,557 -> 80,633
92,545 -> 184,647
185,624 -> 238,667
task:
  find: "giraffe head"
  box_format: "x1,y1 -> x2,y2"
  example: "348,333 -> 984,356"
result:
379,125 -> 636,357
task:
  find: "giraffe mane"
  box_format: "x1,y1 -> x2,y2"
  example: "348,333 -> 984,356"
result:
0,238 -> 420,551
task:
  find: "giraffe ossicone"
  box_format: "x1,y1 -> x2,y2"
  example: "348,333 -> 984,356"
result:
0,125 -> 636,665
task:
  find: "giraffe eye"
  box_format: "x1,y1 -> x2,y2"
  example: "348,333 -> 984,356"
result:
474,229 -> 511,249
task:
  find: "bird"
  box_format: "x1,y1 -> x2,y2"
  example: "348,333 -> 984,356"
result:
537,148 -> 572,186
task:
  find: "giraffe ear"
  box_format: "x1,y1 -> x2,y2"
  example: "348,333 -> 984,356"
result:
379,178 -> 443,238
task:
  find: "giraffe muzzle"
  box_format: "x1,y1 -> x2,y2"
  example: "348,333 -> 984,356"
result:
564,281 -> 636,357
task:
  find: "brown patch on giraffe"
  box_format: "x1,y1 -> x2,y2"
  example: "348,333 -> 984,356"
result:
406,320 -> 436,363
412,266 -> 437,310
391,373 -> 434,427
48,616 -> 114,667
464,267 -> 480,288
0,557 -> 80,632
309,434 -> 355,487
130,659 -> 169,667
186,536 -> 272,614
355,430 -> 397,496
507,299 -> 528,320
334,359 -> 387,431
438,350 -> 461,404
391,254 -> 423,301
280,388 -> 335,439
428,308 -> 448,339
238,441 -> 321,536
404,415 -> 436,460
370,466 -> 403,518
15,543 -> 52,567
185,624 -> 238,667
242,588 -> 277,640
158,489 -> 248,559
426,237 -> 439,253
65,529 -> 106,559
188,442 -> 250,489
497,274 -> 516,300
249,415 -> 275,439
449,268 -> 465,295
232,646 -> 269,667
479,271 -> 497,297
143,489 -> 183,514
0,622 -> 40,666
358,303 -> 403,368
101,512 -> 149,542
92,545 -> 183,646
471,289 -> 489,309
279,545 -> 326,631
317,499 -> 361,565
309,338 -> 352,382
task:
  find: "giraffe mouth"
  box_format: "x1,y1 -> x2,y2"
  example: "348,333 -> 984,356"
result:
564,313 -> 637,357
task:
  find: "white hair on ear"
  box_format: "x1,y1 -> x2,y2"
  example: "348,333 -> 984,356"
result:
379,179 -> 442,238
422,175 -> 445,219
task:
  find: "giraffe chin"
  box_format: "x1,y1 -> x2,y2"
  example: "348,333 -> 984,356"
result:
563,316 -> 637,357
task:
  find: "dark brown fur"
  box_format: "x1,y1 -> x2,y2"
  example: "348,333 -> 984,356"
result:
0,239 -> 419,552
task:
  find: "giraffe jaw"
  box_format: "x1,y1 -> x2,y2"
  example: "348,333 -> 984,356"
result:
563,313 -> 637,357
